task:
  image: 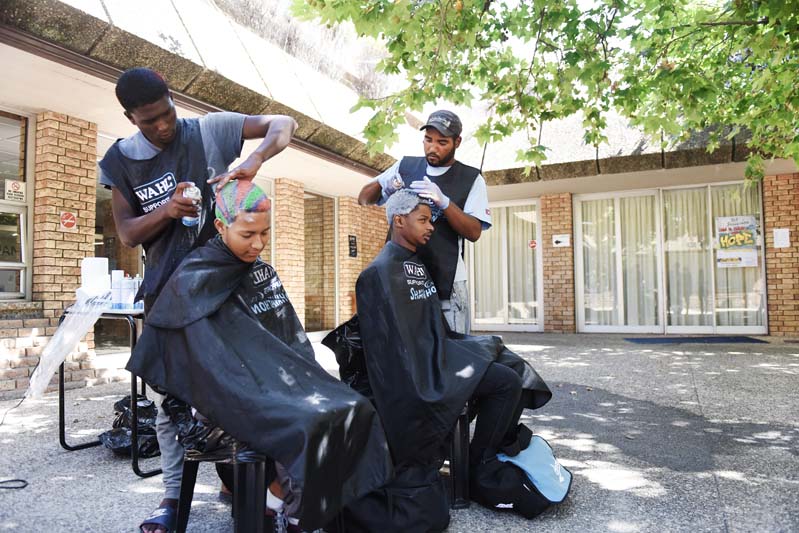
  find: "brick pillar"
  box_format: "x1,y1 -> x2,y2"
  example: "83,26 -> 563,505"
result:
541,193 -> 576,332
763,173 -> 799,336
337,198 -> 388,320
32,112 -> 97,331
273,178 -> 306,325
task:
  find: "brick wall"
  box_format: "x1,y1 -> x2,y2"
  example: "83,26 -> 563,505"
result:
273,178 -> 306,324
0,111 -> 98,397
337,198 -> 388,320
541,193 -> 576,332
32,112 -> 97,320
763,173 -> 799,336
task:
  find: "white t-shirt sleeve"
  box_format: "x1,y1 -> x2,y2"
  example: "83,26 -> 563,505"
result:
463,174 -> 492,229
371,161 -> 402,206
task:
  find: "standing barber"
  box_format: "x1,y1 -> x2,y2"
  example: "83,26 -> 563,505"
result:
99,67 -> 297,533
358,110 -> 491,333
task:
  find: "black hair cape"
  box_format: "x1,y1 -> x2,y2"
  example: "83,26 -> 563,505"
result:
126,237 -> 392,530
348,241 -> 552,467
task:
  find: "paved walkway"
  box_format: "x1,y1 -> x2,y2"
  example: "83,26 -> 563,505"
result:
1,334 -> 797,532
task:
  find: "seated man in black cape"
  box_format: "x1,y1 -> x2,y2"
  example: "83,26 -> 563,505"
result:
127,180 -> 392,532
324,190 -> 552,532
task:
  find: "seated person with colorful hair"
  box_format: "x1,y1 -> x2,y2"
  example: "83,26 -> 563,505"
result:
127,180 -> 391,532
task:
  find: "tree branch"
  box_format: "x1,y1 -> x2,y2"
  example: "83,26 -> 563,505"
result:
698,18 -> 768,27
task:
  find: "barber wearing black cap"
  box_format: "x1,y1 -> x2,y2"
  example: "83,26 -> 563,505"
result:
358,110 -> 492,334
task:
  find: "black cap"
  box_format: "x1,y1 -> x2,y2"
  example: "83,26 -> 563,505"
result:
420,110 -> 462,138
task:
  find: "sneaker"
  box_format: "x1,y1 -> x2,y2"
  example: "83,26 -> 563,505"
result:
264,509 -> 321,533
264,508 -> 294,533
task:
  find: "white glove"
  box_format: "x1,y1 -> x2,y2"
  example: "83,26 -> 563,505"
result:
377,171 -> 405,196
410,177 -> 450,209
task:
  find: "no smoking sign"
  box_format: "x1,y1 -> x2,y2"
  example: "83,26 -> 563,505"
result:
60,211 -> 77,232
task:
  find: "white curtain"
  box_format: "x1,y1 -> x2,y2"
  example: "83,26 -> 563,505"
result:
620,196 -> 659,326
472,208 -> 504,321
663,188 -> 712,326
506,205 -> 537,321
712,184 -> 764,326
581,199 -> 618,325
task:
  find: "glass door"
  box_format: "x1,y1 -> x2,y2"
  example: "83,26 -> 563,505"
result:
662,183 -> 766,334
711,184 -> 766,332
574,191 -> 662,332
469,201 -> 543,331
506,205 -> 540,324
662,187 -> 714,332
575,183 -> 766,334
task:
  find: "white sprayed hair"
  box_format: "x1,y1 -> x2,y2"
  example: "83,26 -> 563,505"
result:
385,189 -> 425,224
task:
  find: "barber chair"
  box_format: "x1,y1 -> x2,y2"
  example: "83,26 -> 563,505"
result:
175,442 -> 268,533
447,406 -> 471,509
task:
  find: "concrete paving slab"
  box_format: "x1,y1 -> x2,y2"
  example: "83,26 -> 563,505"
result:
0,333 -> 796,532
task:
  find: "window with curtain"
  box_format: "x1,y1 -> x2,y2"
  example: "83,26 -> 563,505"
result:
506,205 -> 538,322
620,196 -> 659,326
663,188 -> 712,326
472,208 -> 504,322
711,183 -> 764,327
581,198 -> 617,326
0,111 -> 28,299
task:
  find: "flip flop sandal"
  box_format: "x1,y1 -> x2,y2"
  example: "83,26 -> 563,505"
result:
139,505 -> 177,533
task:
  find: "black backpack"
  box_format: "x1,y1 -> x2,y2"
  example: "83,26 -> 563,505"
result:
470,425 -> 572,519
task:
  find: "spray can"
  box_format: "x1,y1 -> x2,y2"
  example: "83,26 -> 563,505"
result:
181,182 -> 202,227
133,274 -> 144,310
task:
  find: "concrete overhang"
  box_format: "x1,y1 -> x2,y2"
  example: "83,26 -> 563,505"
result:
0,40 -> 380,198
487,159 -> 799,202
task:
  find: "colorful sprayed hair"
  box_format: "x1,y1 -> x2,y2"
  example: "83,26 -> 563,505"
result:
214,180 -> 271,226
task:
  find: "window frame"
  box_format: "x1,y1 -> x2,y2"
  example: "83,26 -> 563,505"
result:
0,109 -> 32,300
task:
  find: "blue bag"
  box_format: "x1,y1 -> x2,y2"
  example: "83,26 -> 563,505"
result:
497,435 -> 572,503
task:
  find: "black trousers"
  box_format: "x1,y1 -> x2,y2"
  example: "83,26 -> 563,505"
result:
468,362 -> 524,464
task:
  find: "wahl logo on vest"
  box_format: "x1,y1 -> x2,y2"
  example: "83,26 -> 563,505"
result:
403,261 -> 427,280
134,172 -> 177,213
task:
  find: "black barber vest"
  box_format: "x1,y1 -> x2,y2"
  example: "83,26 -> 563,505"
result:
99,119 -> 217,309
398,156 -> 479,300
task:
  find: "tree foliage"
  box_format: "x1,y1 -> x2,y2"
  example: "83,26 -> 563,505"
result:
293,0 -> 799,177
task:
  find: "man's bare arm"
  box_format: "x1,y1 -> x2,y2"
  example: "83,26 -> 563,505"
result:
209,114 -> 298,188
112,182 -> 197,247
358,181 -> 383,206
442,202 -> 483,242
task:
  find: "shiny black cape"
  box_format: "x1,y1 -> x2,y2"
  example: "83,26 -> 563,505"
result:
127,237 -> 392,530
354,242 -> 551,466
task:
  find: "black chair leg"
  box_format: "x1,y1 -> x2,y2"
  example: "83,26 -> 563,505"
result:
176,460 -> 200,533
234,462 -> 266,533
449,410 -> 471,509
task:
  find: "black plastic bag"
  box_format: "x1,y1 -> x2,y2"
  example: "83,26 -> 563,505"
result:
322,315 -> 374,402
161,394 -> 263,463
98,394 -> 160,458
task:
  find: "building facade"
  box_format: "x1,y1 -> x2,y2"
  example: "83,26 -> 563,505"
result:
469,175 -> 798,337
1,0 -> 797,399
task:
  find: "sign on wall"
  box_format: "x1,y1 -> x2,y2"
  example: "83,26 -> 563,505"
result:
348,235 -> 357,257
716,215 -> 758,268
773,228 -> 790,248
60,211 -> 77,232
552,234 -> 570,247
4,179 -> 25,202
